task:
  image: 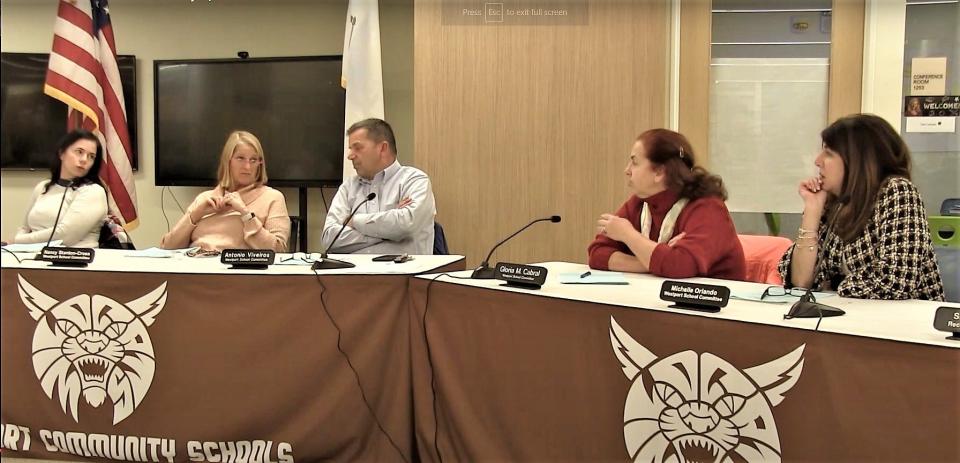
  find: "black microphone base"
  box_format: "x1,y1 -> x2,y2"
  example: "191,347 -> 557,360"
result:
311,258 -> 356,270
470,265 -> 497,279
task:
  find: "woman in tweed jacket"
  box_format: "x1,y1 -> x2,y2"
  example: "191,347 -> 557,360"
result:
778,114 -> 944,300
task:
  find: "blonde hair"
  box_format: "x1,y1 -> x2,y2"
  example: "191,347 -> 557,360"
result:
216,130 -> 268,190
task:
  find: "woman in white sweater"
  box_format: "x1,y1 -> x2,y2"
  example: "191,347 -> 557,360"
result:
13,130 -> 108,248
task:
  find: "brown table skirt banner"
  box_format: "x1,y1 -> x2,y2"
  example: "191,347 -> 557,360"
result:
1,269 -> 413,462
408,278 -> 960,462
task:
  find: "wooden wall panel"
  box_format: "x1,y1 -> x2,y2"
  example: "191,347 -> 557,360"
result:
414,1 -> 669,267
677,0 -> 712,166
829,0 -> 865,122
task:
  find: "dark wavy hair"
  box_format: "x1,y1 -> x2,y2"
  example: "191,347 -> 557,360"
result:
637,129 -> 727,200
821,114 -> 912,241
43,130 -> 105,193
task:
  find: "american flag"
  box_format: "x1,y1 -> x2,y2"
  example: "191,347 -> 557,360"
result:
44,0 -> 138,229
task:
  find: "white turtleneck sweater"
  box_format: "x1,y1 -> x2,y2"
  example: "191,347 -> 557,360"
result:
15,180 -> 108,248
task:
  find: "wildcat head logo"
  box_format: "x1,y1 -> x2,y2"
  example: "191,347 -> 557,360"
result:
609,316 -> 803,462
17,276 -> 167,424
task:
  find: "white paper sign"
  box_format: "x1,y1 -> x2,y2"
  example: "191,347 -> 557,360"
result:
905,116 -> 956,133
911,57 -> 947,96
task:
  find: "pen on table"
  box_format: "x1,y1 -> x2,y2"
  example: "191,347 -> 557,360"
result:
580,271 -> 591,279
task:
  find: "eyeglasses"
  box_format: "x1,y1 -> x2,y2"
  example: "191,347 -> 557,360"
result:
233,156 -> 263,165
280,253 -> 319,264
761,286 -> 810,301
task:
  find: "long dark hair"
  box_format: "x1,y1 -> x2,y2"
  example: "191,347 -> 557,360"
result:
821,114 -> 911,241
638,129 -> 727,200
43,130 -> 105,193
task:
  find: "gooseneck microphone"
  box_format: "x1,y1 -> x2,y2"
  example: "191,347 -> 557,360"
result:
39,179 -> 74,260
313,192 -> 377,270
470,215 -> 561,279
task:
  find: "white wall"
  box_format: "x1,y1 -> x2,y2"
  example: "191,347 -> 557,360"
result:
1,0 -> 414,250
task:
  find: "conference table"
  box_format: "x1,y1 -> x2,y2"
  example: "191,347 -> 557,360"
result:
3,252 -> 958,462
408,262 -> 960,463
0,249 -> 464,463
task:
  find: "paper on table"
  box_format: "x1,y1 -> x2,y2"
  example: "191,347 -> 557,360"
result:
125,247 -> 177,258
2,241 -> 63,252
558,271 -> 629,285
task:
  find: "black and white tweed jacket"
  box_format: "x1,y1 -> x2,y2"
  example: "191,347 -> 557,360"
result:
779,177 -> 945,301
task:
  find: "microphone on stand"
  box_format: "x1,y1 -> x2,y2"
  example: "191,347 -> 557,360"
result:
470,215 -> 561,279
313,192 -> 377,270
38,179 -> 74,261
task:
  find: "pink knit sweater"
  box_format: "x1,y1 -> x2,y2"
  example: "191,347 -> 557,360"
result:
160,184 -> 290,252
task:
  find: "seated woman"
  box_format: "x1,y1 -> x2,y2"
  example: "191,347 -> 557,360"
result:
588,129 -> 745,279
161,130 -> 290,252
778,114 -> 944,300
13,130 -> 108,248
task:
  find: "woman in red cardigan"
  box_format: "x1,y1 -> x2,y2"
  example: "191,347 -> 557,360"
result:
588,129 -> 746,280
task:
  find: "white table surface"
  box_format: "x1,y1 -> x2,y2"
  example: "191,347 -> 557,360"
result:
1,248 -> 464,276
417,261 -> 960,349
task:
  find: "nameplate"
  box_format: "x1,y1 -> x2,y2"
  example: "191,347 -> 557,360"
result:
659,280 -> 730,313
933,306 -> 960,340
41,247 -> 94,267
495,262 -> 548,289
221,249 -> 275,270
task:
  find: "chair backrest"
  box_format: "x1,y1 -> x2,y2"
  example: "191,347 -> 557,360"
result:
941,198 -> 960,216
433,222 -> 449,255
738,234 -> 793,285
289,216 -> 303,253
98,216 -> 135,250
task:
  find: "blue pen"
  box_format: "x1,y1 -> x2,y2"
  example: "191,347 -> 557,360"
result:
580,271 -> 591,278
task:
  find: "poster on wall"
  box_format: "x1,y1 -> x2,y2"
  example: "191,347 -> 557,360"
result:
904,96 -> 960,117
903,95 -> 957,133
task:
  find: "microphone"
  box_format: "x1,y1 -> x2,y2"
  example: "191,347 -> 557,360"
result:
313,192 -> 376,270
470,215 -> 561,279
38,179 -> 74,261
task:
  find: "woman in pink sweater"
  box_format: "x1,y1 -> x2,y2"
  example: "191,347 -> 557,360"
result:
161,131 -> 290,252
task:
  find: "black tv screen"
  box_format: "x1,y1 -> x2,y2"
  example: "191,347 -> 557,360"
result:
154,56 -> 345,187
0,52 -> 138,170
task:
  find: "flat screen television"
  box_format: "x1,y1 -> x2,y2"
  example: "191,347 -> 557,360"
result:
153,56 -> 345,187
0,52 -> 138,170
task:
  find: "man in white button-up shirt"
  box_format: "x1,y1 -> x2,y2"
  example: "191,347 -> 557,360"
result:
321,118 -> 436,254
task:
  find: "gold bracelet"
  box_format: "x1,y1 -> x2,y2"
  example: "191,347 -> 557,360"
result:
188,214 -> 198,227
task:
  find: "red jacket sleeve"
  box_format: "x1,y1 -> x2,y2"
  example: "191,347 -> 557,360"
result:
648,198 -> 741,279
587,199 -> 635,270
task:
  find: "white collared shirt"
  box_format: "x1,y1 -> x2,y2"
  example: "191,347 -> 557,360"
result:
321,160 -> 436,254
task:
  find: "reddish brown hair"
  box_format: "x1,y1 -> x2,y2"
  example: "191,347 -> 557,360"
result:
637,129 -> 727,200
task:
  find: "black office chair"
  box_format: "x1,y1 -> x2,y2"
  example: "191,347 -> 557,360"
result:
289,216 -> 303,253
99,216 -> 135,250
433,222 -> 449,255
941,198 -> 960,216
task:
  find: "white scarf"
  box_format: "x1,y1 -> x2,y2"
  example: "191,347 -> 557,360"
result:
640,198 -> 689,244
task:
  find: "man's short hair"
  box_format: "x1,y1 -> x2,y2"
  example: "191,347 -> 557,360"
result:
347,118 -> 397,155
